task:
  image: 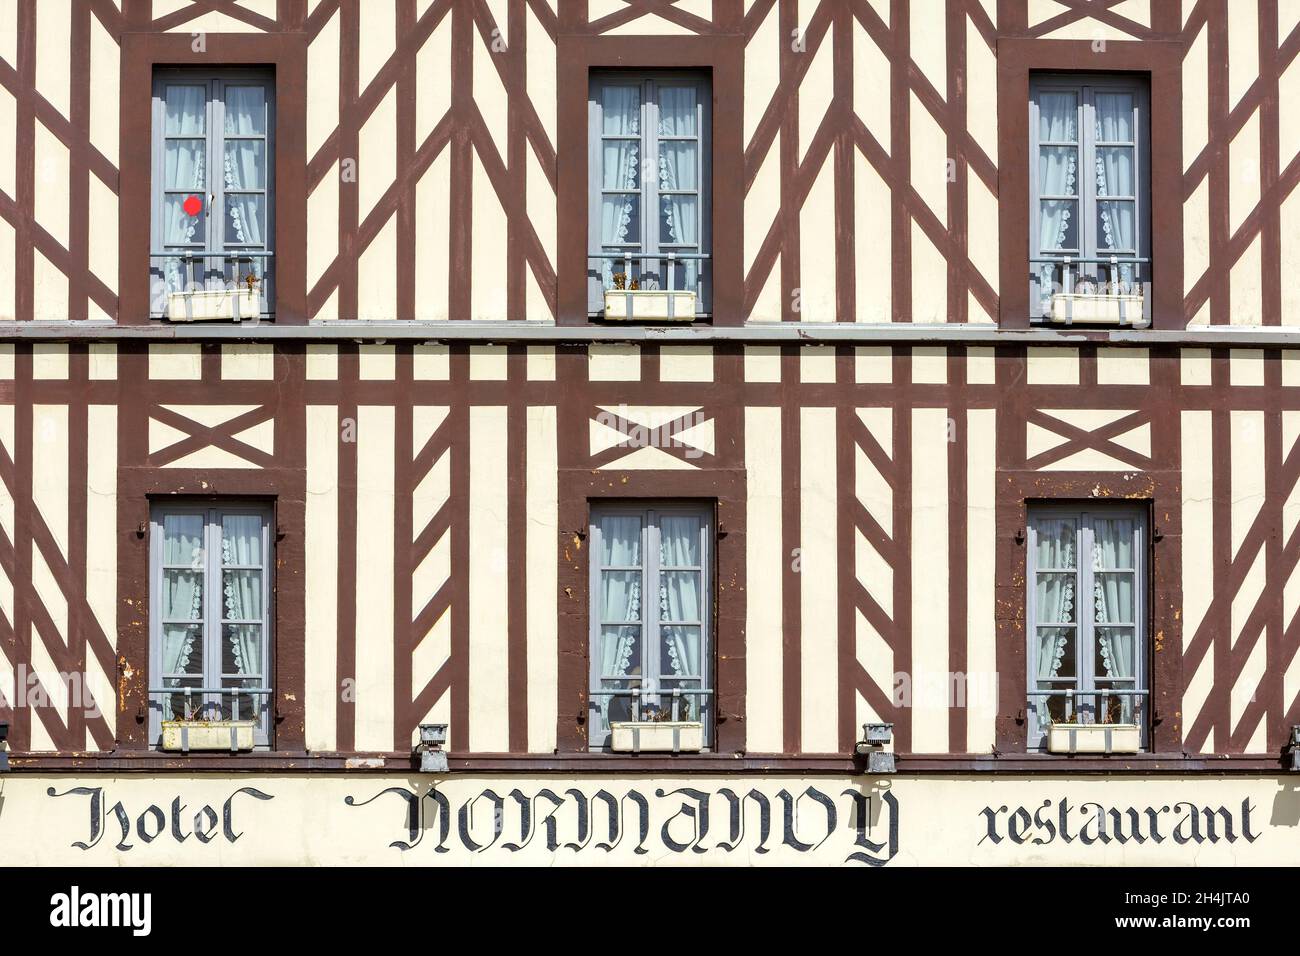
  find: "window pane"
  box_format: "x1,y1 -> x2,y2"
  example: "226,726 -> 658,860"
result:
658,87 -> 698,136
660,675 -> 702,721
1097,200 -> 1136,253
660,194 -> 697,247
1038,200 -> 1078,251
658,141 -> 697,191
224,194 -> 267,246
599,515 -> 641,565
220,675 -> 266,721
224,86 -> 267,136
659,571 -> 701,622
601,86 -> 641,135
597,626 -> 641,678
164,86 -> 206,135
224,140 -> 266,191
600,195 -> 640,250
1035,572 -> 1077,624
222,570 -> 263,621
160,624 -> 204,676
222,514 -> 264,566
223,624 -> 263,676
602,140 -> 639,190
1096,626 -> 1136,680
1093,572 -> 1135,625
162,570 -> 204,620
659,515 -> 701,565
161,196 -> 204,249
661,625 -> 702,677
1036,627 -> 1075,679
1038,91 -> 1078,141
162,514 -> 205,565
601,675 -> 643,726
162,676 -> 205,721
1095,146 -> 1134,197
1038,146 -> 1077,196
1034,519 -> 1077,569
1094,92 -> 1134,142
1094,680 -> 1136,724
165,139 -> 207,190
1092,518 -> 1135,568
600,570 -> 642,623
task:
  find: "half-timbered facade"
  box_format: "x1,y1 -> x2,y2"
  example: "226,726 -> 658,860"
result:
1,0 -> 1299,865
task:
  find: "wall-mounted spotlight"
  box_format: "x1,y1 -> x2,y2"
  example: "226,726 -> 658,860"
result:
855,722 -> 895,774
1291,726 -> 1300,772
0,720 -> 9,772
417,723 -> 449,774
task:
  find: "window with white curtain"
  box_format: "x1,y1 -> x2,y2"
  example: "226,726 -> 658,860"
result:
150,70 -> 275,318
1029,74 -> 1150,320
588,504 -> 713,749
1026,506 -> 1148,751
587,72 -> 712,316
149,503 -> 274,748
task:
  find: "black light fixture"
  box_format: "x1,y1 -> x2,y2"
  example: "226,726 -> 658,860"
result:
1290,726 -> 1300,772
855,722 -> 895,774
416,723 -> 449,773
0,720 -> 9,772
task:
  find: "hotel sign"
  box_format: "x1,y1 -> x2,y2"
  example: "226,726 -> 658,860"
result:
2,775 -> 1295,866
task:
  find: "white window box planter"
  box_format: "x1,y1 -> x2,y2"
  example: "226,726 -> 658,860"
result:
167,288 -> 261,322
1047,723 -> 1140,754
609,720 -> 704,754
603,289 -> 696,322
161,719 -> 256,753
1048,292 -> 1148,327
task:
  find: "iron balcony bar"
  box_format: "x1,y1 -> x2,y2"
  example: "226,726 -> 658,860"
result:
148,686 -> 273,722
589,686 -> 714,723
587,251 -> 711,321
1030,254 -> 1151,325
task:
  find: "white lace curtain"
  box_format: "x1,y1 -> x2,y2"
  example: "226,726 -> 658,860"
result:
161,85 -> 265,294
160,515 -> 203,719
162,86 -> 206,293
598,516 -> 641,728
222,515 -> 263,719
599,87 -> 640,290
1037,92 -> 1077,299
1034,519 -> 1075,694
223,87 -> 265,253
1092,518 -> 1135,721
159,514 -> 263,722
657,88 -> 699,294
1094,92 -> 1136,289
659,516 -> 701,719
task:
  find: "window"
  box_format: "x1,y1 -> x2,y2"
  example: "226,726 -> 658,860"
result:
1029,74 -> 1149,323
149,503 -> 274,748
588,503 -> 713,749
150,69 -> 275,318
588,72 -> 712,318
1026,506 -> 1148,750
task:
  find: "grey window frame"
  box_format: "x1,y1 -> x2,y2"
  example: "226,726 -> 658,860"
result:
150,68 -> 276,319
1028,73 -> 1151,321
1025,504 -> 1148,752
587,502 -> 714,750
587,71 -> 713,317
148,501 -> 274,749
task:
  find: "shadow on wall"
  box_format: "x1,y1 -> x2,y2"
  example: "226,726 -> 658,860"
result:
1269,783 -> 1300,827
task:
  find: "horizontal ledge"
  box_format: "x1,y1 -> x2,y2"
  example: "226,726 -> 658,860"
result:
5,750 -> 1290,775
3,320 -> 1300,347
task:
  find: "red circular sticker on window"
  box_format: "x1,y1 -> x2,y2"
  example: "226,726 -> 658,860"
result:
182,195 -> 203,217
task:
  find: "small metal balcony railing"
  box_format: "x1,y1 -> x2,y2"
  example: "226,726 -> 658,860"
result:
149,250 -> 274,320
1031,254 -> 1150,326
588,250 -> 711,320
